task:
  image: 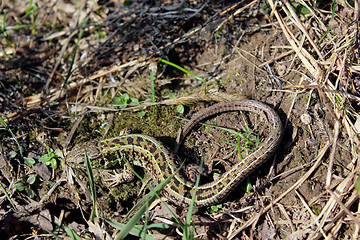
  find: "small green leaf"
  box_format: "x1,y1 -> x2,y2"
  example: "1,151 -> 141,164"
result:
168,93 -> 175,99
26,187 -> 35,198
50,159 -> 58,169
24,157 -> 36,166
50,151 -> 57,158
122,93 -> 129,101
209,204 -> 222,213
64,226 -> 82,240
311,205 -> 320,215
113,93 -> 130,106
15,181 -> 25,191
112,97 -> 122,105
245,181 -> 253,193
292,2 -> 311,15
146,223 -> 170,229
113,93 -> 137,108
9,151 -> 17,158
38,150 -> 58,169
129,97 -> 139,105
27,175 -> 36,185
213,172 -> 221,177
39,153 -> 51,162
355,175 -> 360,196
122,0 -> 132,6
138,111 -> 146,117
242,177 -> 253,193
176,105 -> 184,114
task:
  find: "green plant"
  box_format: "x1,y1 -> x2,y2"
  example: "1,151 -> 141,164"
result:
102,156 -> 201,240
186,117 -> 261,160
84,151 -> 98,221
25,0 -> 39,35
168,93 -> 184,114
0,0 -> 42,54
0,13 -> 8,38
39,149 -> 59,169
0,116 -> 23,157
64,226 -> 82,240
159,58 -> 207,94
15,174 -> 37,198
334,94 -> 355,120
0,13 -> 26,53
182,156 -> 203,240
110,160 -> 186,239
112,93 -> 130,107
112,92 -> 145,116
95,26 -> 106,40
62,18 -> 89,89
112,93 -> 140,108
215,26 -> 222,41
291,1 -> 312,16
150,70 -> 156,118
355,175 -> 360,197
122,0 -> 133,6
241,177 -> 253,193
176,104 -> 185,114
138,111 -> 146,117
0,182 -> 17,210
106,218 -> 167,240
0,13 -> 11,50
315,0 -> 335,47
209,203 -> 223,214
24,156 -> 36,166
311,205 -> 320,216
236,121 -> 261,159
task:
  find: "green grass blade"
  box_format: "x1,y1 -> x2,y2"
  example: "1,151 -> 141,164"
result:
0,182 -> 17,210
183,156 -> 203,240
133,163 -> 186,228
0,116 -> 23,157
105,218 -> 165,240
117,161 -> 187,239
176,116 -> 261,151
175,116 -> 244,137
62,18 -> 89,89
115,200 -> 152,240
159,58 -> 207,94
315,0 -> 335,46
64,226 -> 82,240
150,70 -> 156,117
84,151 -> 98,221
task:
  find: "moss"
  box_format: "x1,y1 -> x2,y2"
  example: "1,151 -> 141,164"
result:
108,105 -> 182,141
69,112 -> 103,146
301,93 -> 317,106
110,181 -> 142,201
69,104 -> 183,203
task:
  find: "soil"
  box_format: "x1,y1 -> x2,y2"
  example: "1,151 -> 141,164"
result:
0,0 -> 359,239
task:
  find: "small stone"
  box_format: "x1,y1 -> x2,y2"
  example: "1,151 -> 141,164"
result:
301,113 -> 312,125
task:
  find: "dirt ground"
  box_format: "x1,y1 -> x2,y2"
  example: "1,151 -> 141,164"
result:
1,0 -> 360,239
